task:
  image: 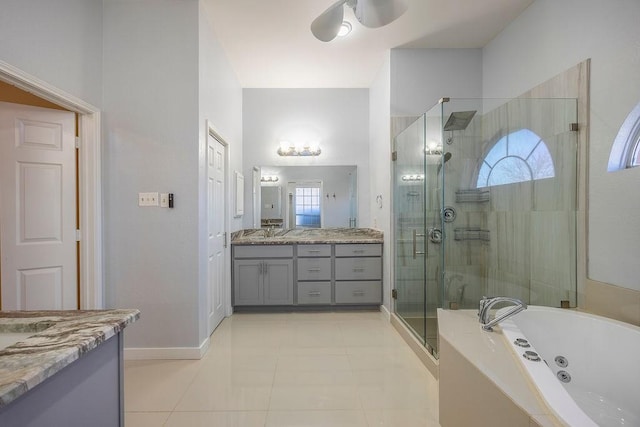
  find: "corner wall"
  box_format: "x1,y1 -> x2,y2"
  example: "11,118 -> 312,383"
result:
197,0 -> 243,345
391,48 -> 483,117
369,53 -> 392,310
102,0 -> 201,349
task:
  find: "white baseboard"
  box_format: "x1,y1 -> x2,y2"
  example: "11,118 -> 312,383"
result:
380,304 -> 391,321
124,337 -> 210,360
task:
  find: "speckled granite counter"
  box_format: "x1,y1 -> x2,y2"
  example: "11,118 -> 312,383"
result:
231,227 -> 383,245
0,309 -> 139,407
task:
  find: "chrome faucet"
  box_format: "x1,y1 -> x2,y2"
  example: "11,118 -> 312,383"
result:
264,226 -> 277,238
478,296 -> 527,331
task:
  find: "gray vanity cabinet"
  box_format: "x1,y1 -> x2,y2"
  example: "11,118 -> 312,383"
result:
233,245 -> 294,306
232,242 -> 382,307
335,243 -> 382,304
296,244 -> 332,305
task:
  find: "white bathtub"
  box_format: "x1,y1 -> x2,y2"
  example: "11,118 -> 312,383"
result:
499,306 -> 640,427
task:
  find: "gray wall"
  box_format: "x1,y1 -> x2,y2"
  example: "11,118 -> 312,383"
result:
369,53 -> 392,311
0,0 -> 103,107
102,0 -> 201,348
197,1 -> 243,346
482,0 -> 640,291
391,48 -> 483,117
242,89 -> 370,229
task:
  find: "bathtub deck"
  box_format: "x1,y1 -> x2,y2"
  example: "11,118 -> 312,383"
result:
437,309 -> 562,427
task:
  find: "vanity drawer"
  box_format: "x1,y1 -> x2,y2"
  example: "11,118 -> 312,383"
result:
297,282 -> 332,305
297,244 -> 331,257
234,245 -> 293,258
335,258 -> 381,280
335,244 -> 382,257
297,258 -> 332,281
335,281 -> 381,304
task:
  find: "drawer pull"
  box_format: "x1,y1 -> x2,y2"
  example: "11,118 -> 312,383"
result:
307,250 -> 321,253
353,268 -> 365,272
308,291 -> 322,297
352,290 -> 365,296
352,250 -> 365,254
307,268 -> 321,272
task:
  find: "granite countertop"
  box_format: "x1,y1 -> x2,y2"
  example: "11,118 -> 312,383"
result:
231,227 -> 383,245
0,309 -> 139,407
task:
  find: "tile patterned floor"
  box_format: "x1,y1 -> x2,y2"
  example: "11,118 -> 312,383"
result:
124,311 -> 440,426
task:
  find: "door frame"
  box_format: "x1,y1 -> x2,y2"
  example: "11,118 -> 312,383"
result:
0,61 -> 103,309
206,121 -> 231,318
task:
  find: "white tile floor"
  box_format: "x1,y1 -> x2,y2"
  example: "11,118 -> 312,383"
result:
124,311 -> 441,427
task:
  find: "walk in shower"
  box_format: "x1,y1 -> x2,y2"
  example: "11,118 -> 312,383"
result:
393,98 -> 578,356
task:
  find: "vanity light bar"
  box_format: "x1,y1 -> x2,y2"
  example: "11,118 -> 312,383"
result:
277,141 -> 321,157
277,147 -> 322,157
402,174 -> 425,182
261,176 -> 279,182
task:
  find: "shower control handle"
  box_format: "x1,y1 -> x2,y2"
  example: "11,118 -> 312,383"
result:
412,230 -> 426,259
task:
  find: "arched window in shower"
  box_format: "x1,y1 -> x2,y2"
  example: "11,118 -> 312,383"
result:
608,101 -> 640,171
476,128 -> 555,188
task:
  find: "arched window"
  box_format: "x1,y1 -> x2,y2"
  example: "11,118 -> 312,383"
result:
477,129 -> 555,188
608,101 -> 640,171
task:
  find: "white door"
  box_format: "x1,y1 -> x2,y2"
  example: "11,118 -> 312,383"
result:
0,102 -> 77,310
207,133 -> 226,334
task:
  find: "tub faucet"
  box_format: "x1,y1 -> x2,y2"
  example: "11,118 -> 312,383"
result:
478,296 -> 527,332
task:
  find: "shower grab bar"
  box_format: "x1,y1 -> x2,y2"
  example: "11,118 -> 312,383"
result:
412,229 -> 426,259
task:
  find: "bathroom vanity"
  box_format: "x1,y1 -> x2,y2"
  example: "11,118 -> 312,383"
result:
0,309 -> 139,427
231,228 -> 383,308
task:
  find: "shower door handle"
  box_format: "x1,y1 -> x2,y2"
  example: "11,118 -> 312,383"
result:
412,230 -> 426,259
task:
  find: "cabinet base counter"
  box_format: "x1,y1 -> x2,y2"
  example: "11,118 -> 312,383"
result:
232,228 -> 383,308
0,309 -> 139,427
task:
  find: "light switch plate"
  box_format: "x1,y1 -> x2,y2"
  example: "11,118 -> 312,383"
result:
138,192 -> 159,206
160,193 -> 169,208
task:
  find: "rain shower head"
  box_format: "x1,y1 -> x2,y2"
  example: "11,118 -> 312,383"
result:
443,111 -> 477,131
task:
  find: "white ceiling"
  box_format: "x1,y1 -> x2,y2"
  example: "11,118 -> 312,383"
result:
203,0 -> 534,88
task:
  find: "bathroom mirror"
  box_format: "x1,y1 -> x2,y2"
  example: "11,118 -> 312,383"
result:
256,165 -> 357,228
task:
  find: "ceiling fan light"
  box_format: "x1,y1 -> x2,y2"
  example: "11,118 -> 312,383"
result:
338,21 -> 352,37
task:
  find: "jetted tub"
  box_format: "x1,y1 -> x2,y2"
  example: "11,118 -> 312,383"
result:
500,306 -> 640,427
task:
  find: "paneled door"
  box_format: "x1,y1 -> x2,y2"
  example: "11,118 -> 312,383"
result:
0,102 -> 77,310
207,132 -> 226,335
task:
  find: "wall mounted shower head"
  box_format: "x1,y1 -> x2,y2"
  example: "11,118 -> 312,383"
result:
443,111 -> 477,132
436,152 -> 452,174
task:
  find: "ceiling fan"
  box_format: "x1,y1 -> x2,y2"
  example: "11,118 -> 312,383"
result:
311,0 -> 408,42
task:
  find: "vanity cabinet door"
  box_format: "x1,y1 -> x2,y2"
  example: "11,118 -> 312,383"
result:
233,260 -> 263,306
263,259 -> 294,305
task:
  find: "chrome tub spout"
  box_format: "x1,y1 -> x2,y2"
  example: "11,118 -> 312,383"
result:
478,296 -> 527,332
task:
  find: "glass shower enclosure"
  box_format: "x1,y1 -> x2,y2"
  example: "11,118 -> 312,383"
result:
393,98 -> 578,357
